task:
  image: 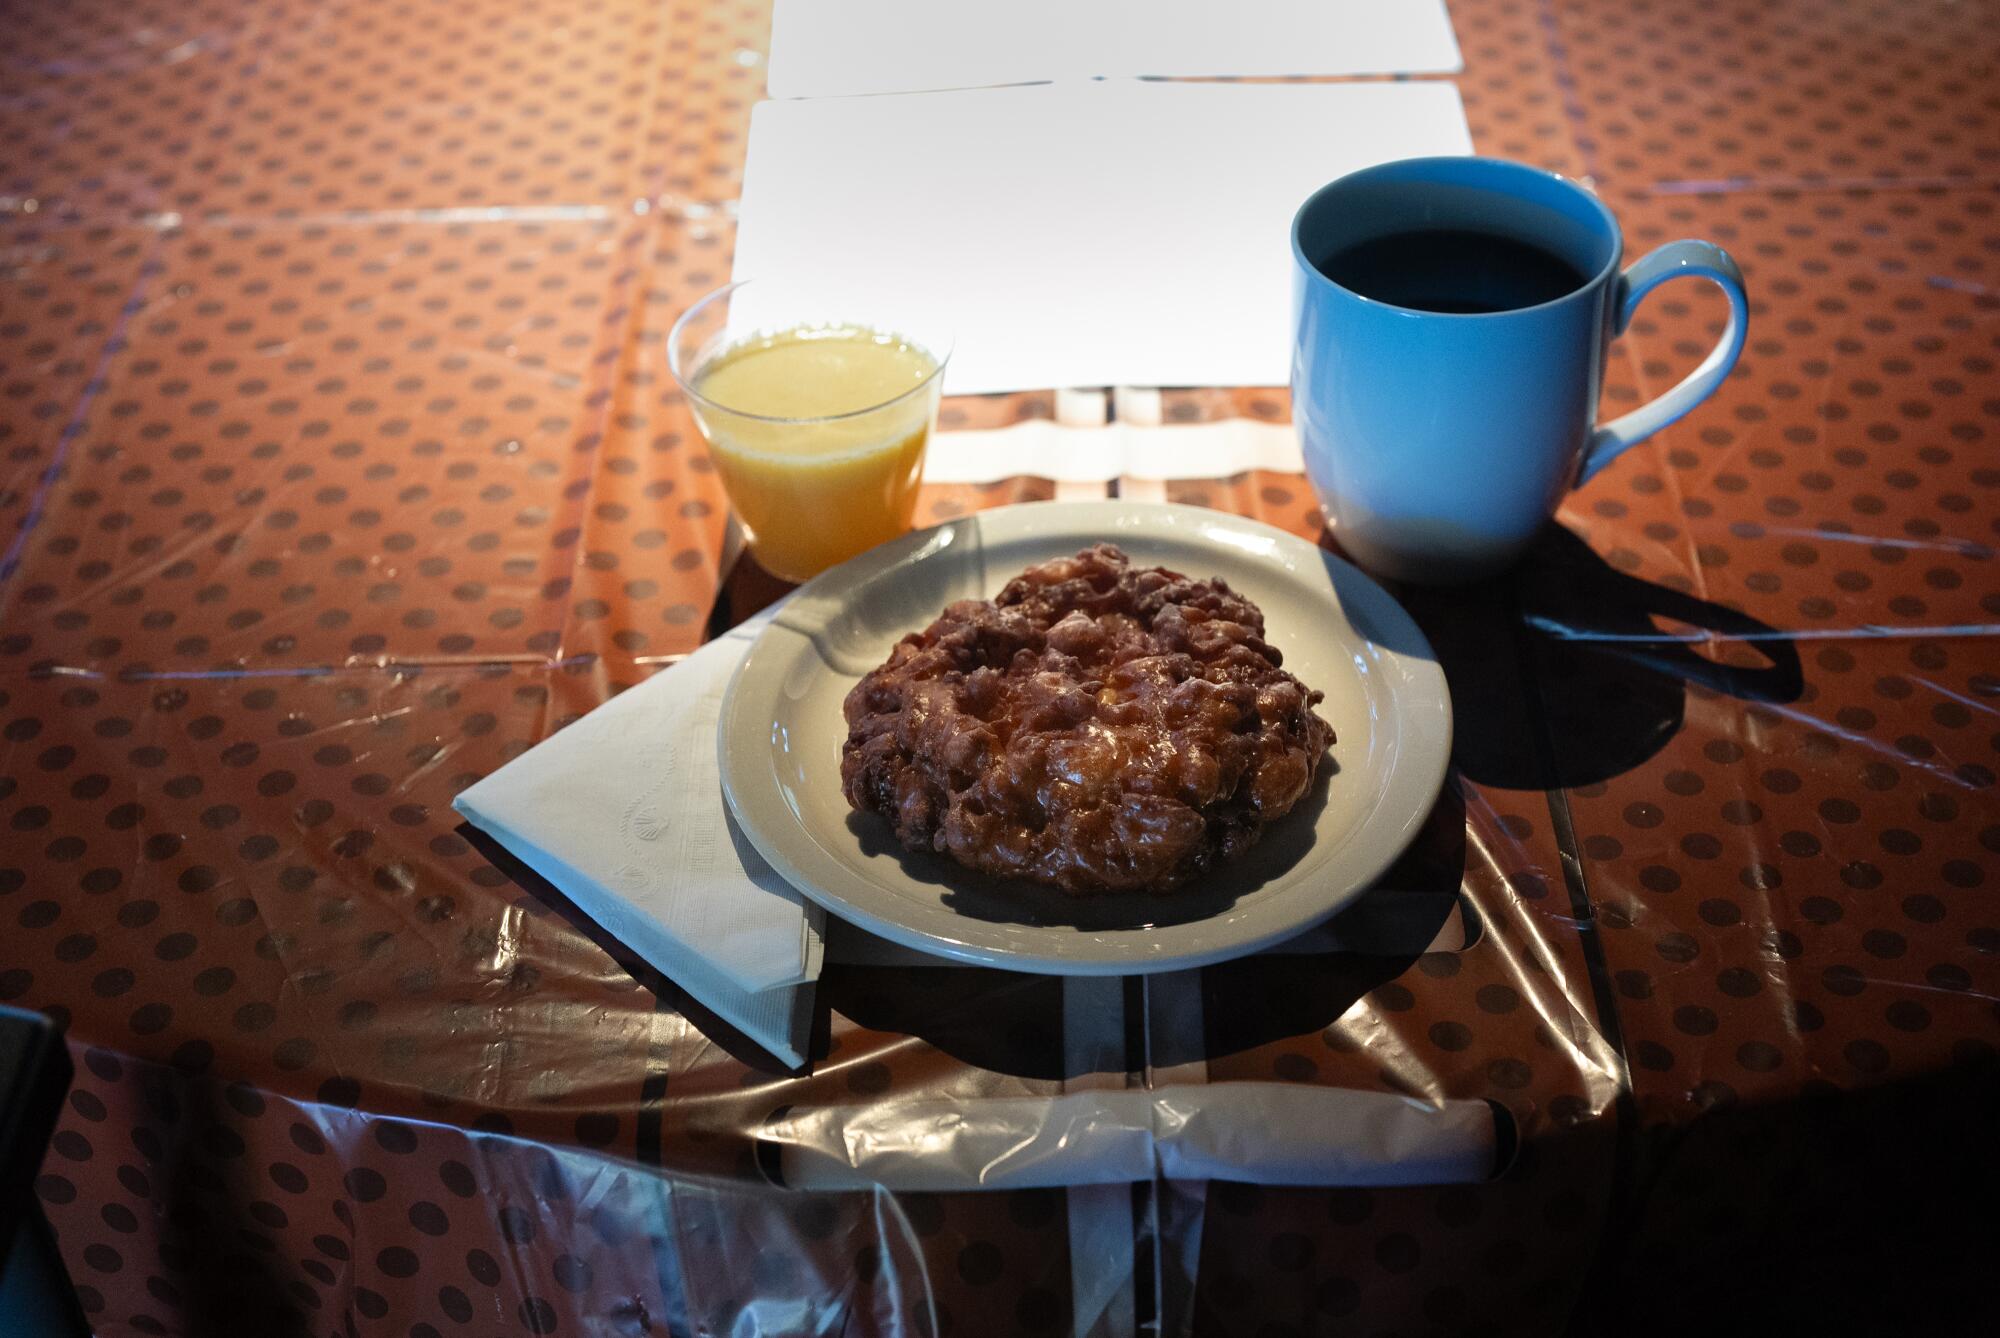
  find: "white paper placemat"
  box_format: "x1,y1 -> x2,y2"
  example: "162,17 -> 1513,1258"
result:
767,0 -> 1463,99
734,80 -> 1473,394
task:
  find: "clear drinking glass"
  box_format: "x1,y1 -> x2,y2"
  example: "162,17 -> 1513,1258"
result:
667,280 -> 953,583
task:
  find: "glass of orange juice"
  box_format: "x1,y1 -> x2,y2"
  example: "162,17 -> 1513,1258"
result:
668,280 -> 952,583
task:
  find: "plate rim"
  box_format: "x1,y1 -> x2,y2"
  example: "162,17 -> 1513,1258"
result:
718,500 -> 1453,975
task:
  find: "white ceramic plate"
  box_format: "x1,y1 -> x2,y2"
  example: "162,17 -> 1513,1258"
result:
718,502 -> 1451,975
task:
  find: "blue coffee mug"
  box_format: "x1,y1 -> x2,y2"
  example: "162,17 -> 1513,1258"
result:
1291,156 -> 1748,584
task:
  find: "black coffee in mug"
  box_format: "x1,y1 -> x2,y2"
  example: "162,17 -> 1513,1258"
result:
1313,228 -> 1589,314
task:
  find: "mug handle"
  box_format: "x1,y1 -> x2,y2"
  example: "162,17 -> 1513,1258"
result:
1576,240 -> 1749,487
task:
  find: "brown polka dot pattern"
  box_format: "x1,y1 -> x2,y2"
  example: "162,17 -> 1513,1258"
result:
1554,0 -> 2000,188
32,1042 -> 1073,1337
3,0 -> 688,222
1564,187 -> 1999,635
6,0 -> 1999,1334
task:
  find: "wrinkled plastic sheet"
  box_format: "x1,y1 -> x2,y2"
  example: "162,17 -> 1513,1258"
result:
3,1 -> 1999,1336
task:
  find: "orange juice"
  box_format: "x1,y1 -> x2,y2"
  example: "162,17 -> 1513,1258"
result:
689,325 -> 942,582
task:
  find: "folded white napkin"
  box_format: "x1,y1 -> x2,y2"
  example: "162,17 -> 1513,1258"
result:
759,1085 -> 1499,1190
453,609 -> 823,1067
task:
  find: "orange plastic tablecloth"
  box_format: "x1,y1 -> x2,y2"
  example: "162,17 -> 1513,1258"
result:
2,1 -> 1997,1334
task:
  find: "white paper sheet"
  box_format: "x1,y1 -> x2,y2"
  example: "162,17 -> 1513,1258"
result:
766,0 -> 1463,99
923,416 -> 1304,483
732,80 -> 1473,393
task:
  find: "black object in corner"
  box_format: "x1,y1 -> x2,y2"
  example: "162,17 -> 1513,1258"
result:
0,1005 -> 91,1337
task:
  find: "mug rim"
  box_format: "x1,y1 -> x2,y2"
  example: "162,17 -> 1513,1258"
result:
1291,155 -> 1623,321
